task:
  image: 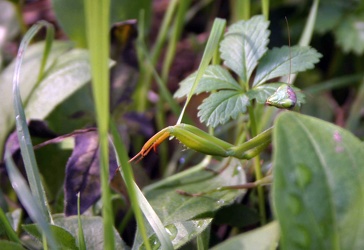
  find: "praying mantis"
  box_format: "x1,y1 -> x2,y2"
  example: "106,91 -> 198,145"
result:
129,84 -> 296,164
130,15 -> 299,166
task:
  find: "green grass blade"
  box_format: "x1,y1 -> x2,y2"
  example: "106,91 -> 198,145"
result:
298,0 -> 319,46
12,21 -> 53,221
135,0 -> 179,112
161,0 -> 191,82
0,207 -> 21,244
77,193 -> 86,250
177,18 -> 226,124
346,77 -> 364,131
4,150 -> 57,248
110,121 -> 173,250
83,0 -> 114,248
290,0 -> 319,84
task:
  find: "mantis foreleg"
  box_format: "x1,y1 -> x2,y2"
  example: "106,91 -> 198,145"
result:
130,123 -> 272,162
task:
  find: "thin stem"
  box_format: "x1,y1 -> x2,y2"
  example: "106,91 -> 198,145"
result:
135,0 -> 179,112
248,106 -> 267,225
262,0 -> 269,20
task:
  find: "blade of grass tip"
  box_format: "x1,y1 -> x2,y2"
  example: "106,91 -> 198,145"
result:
77,192 -> 86,250
0,207 -> 21,244
36,21 -> 54,82
136,0 -> 179,112
13,21 -> 53,222
161,0 -> 191,82
298,0 -> 319,46
4,150 -> 57,248
289,0 -> 319,84
23,21 -> 55,108
176,18 -> 226,125
110,121 -> 173,250
83,0 -> 114,248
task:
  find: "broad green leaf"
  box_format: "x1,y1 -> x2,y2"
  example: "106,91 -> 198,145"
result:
253,46 -> 322,86
198,90 -> 249,127
0,240 -> 25,250
174,65 -> 241,98
25,49 -> 111,120
220,15 -> 269,83
46,85 -> 95,134
52,214 -> 128,249
246,83 -> 305,106
0,41 -> 72,159
210,221 -> 279,250
273,112 -> 364,250
23,224 -> 78,250
335,12 -> 364,55
144,158 -> 246,225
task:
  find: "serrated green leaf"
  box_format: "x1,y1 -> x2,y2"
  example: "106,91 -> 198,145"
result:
198,90 -> 249,127
173,65 -> 241,98
273,112 -> 364,250
253,46 -> 322,86
246,83 -> 305,106
335,13 -> 364,55
220,15 -> 269,83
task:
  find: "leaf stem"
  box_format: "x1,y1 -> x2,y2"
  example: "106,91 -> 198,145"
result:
248,106 -> 267,225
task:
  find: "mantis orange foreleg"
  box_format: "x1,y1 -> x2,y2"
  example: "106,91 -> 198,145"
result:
130,123 -> 272,162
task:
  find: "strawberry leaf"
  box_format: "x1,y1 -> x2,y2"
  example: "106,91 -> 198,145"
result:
253,46 -> 322,87
198,90 -> 249,127
173,65 -> 241,98
220,15 -> 269,83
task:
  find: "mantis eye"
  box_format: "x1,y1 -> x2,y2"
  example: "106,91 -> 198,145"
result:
266,84 -> 297,109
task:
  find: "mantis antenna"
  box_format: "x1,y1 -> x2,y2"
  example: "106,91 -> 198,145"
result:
265,16 -> 297,109
285,16 -> 291,84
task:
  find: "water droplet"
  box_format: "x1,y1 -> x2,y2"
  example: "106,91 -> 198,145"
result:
195,219 -> 208,229
292,225 -> 311,248
217,199 -> 225,205
139,234 -> 161,250
165,224 -> 177,240
179,156 -> 186,164
236,165 -> 243,172
295,164 -> 312,188
287,193 -> 303,215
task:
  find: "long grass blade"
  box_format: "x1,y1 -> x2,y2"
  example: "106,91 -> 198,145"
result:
110,121 -> 173,250
4,150 -> 56,248
12,21 -> 54,221
77,193 -> 86,250
176,18 -> 226,124
83,0 -> 114,248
